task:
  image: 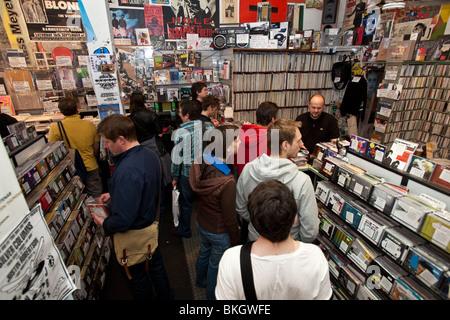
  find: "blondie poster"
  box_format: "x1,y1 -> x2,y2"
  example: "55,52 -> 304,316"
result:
18,0 -> 86,41
0,205 -> 77,300
163,0 -> 219,39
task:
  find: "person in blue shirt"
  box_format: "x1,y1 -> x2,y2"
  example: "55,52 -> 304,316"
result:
91,114 -> 172,300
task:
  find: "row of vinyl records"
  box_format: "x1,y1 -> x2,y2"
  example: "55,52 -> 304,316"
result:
232,105 -> 336,123
232,72 -> 333,92
386,109 -> 449,126
233,73 -> 287,91
399,88 -> 428,100
416,132 -> 450,154
435,64 -> 450,76
380,96 -> 447,117
232,52 -> 334,73
399,63 -> 435,77
397,76 -> 431,88
432,76 -> 450,89
417,122 -> 450,137
232,89 -> 334,111
429,88 -> 450,101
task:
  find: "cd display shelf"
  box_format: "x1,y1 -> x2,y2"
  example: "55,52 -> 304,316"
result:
229,49 -> 336,123
311,150 -> 449,300
12,139 -> 112,300
374,61 -> 449,159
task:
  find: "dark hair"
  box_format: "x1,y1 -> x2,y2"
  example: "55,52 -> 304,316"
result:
206,124 -> 238,159
201,95 -> 220,111
256,101 -> 279,126
191,81 -> 206,101
179,100 -> 201,120
248,180 -> 297,242
129,91 -> 146,113
97,113 -> 137,142
58,97 -> 78,116
267,119 -> 302,155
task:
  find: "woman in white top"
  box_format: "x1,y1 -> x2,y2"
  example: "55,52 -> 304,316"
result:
215,179 -> 332,300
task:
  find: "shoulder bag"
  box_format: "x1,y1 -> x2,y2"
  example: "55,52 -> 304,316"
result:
240,241 -> 257,300
113,150 -> 162,279
57,121 -> 88,181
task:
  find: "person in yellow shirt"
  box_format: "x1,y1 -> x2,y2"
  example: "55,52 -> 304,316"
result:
48,97 -> 102,197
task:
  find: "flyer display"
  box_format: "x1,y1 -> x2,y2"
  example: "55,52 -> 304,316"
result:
0,205 -> 76,300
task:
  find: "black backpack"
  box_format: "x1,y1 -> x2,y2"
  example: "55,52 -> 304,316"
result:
331,55 -> 352,90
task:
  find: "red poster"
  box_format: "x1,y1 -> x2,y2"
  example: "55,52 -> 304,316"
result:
144,5 -> 164,35
239,0 -> 289,23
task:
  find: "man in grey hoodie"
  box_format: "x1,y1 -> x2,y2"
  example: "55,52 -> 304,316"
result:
236,119 -> 319,243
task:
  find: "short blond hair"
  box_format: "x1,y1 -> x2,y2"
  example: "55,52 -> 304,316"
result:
267,119 -> 302,155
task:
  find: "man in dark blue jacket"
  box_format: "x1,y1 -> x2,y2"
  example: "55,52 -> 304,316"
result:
92,114 -> 172,300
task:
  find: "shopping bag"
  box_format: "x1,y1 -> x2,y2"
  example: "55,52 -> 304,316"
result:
172,187 -> 180,227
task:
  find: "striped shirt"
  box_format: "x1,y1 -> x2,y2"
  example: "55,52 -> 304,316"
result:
171,120 -> 214,179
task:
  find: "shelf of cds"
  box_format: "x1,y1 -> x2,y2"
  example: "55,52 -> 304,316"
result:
230,49 -> 335,122
311,148 -> 449,300
373,62 -> 449,159
9,136 -> 111,300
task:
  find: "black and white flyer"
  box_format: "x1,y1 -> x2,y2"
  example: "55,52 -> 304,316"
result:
0,204 -> 76,300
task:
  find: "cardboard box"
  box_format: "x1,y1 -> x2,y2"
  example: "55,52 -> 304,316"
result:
391,195 -> 437,232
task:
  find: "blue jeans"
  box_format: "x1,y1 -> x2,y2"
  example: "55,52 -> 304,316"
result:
118,247 -> 173,300
177,175 -> 194,237
196,224 -> 231,300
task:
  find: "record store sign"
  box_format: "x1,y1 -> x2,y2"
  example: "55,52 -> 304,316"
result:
19,0 -> 86,41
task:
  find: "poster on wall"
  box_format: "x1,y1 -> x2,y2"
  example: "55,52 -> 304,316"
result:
342,0 -> 366,31
88,54 -> 121,105
220,0 -> 239,24
144,5 -> 164,35
110,7 -> 146,45
0,0 -> 35,66
0,205 -> 77,300
19,0 -> 86,42
239,0 -> 287,23
163,0 -> 219,39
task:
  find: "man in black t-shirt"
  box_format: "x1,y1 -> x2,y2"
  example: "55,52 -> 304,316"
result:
295,94 -> 340,154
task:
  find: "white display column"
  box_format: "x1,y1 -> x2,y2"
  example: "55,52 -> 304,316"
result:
78,0 -> 124,117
